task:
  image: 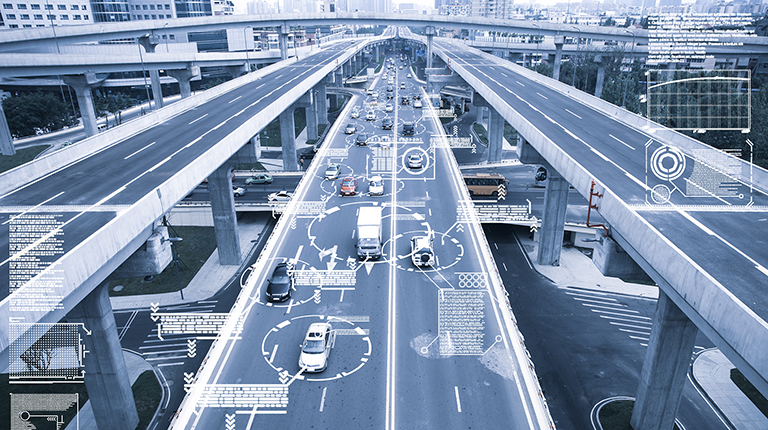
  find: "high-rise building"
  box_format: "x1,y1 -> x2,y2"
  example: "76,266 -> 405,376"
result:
129,0 -> 175,21
92,0 -> 130,21
247,0 -> 272,14
0,0 -> 93,28
174,0 -> 211,17
471,0 -> 514,19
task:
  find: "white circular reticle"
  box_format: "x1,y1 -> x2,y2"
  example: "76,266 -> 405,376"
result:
650,146 -> 686,182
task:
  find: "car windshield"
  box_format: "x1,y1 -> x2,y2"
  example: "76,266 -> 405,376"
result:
359,238 -> 379,248
302,339 -> 325,354
271,275 -> 290,284
371,180 -> 382,187
343,179 -> 354,186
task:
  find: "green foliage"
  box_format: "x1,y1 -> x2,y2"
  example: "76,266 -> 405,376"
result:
132,370 -> 162,429
94,91 -> 135,129
2,92 -> 76,138
0,145 -> 49,173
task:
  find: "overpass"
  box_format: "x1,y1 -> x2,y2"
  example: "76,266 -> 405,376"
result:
402,28 -> 768,429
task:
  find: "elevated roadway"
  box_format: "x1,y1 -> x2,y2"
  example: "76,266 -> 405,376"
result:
0,34 -> 387,365
170,53 -> 552,430
409,32 -> 768,401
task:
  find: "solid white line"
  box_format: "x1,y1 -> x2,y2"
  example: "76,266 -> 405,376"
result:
582,303 -> 638,313
629,335 -> 650,341
619,328 -> 651,335
139,343 -> 189,349
609,134 -> 635,151
493,242 -> 498,249
502,262 -> 508,271
512,232 -> 533,270
228,95 -> 242,104
124,141 -> 157,159
319,387 -> 327,412
189,114 -> 208,125
570,296 -> 620,305
454,386 -> 462,413
600,315 -> 654,324
609,322 -> 653,330
118,310 -> 138,341
156,362 -> 185,367
536,92 -> 548,100
593,310 -> 651,319
269,344 -> 278,363
565,109 -> 582,119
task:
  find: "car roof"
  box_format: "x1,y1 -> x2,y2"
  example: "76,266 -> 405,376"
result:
306,322 -> 330,335
370,175 -> 382,181
327,163 -> 339,168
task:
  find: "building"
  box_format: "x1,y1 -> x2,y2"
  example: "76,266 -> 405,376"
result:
471,0 -> 515,19
1,0 -> 93,29
246,0 -> 272,14
130,0 -> 175,21
440,3 -> 471,15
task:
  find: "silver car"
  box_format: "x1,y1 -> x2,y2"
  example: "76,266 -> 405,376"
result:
298,322 -> 335,373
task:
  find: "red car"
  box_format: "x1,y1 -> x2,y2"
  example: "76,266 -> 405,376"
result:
340,176 -> 357,196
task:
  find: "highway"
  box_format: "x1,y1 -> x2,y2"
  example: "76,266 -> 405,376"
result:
0,36 -> 377,302
171,53 -> 550,429
421,33 -> 768,390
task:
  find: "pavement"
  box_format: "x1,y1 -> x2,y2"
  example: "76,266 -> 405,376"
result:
518,233 -> 767,429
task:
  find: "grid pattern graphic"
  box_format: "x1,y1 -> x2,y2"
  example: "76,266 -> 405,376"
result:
647,70 -> 750,131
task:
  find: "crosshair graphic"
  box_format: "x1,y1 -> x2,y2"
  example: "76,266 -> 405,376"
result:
650,145 -> 686,182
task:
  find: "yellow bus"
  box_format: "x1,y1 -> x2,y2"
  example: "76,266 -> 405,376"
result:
463,173 -> 509,197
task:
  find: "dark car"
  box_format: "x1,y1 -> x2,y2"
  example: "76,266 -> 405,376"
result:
382,118 -> 394,130
266,263 -> 292,302
400,96 -> 410,105
402,122 -> 415,136
356,133 -> 368,146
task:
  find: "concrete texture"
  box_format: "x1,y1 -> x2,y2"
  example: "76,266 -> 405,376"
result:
279,107 -> 297,170
693,349 -> 768,430
591,229 -> 653,282
68,282 -> 139,430
62,73 -> 103,137
112,227 -> 173,280
537,167 -> 569,266
62,350 -> 152,430
208,164 -> 241,265
487,107 -> 504,163
552,35 -> 564,81
0,100 -> 16,155
631,291 -> 699,430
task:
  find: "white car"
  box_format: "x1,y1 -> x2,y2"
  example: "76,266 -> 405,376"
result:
233,185 -> 246,197
407,153 -> 422,169
268,190 -> 293,202
413,99 -> 422,108
350,109 -> 360,119
298,322 -> 335,373
385,103 -> 394,112
400,82 -> 405,89
371,91 -> 379,100
368,176 -> 384,196
411,235 -> 435,267
366,110 -> 376,121
407,73 -> 412,79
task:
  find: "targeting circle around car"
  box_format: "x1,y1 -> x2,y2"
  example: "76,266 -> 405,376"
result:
260,314 -> 372,383
650,145 -> 686,182
253,257 -> 320,309
400,147 -> 430,175
386,229 -> 465,273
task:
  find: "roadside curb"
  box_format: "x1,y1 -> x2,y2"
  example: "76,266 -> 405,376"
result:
590,396 -> 685,430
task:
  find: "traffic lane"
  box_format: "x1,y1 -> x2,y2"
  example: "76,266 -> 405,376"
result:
0,211 -> 116,296
484,224 -> 725,430
391,104 -> 538,428
641,210 -> 768,318
0,44 -> 354,208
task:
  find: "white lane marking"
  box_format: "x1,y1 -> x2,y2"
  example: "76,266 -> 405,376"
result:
269,344 -> 278,363
286,299 -> 294,314
228,95 -> 242,104
339,290 -> 345,302
124,141 -> 157,159
516,80 -> 525,86
512,232 -> 533,270
502,262 -> 508,271
189,114 -> 208,125
2,191 -> 64,225
594,310 -> 651,319
565,109 -> 582,119
501,72 -> 509,78
619,328 -> 651,335
156,362 -> 185,367
118,310 -> 138,341
609,134 -> 635,151
600,315 -> 652,324
536,92 -> 548,100
256,83 -> 265,90
493,242 -> 498,249
609,322 -> 653,330
454,386 -> 462,412
320,387 -> 327,412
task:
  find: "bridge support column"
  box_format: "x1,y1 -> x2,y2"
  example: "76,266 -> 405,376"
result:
316,81 -> 328,126
538,166 -> 569,266
279,107 -> 298,170
552,34 -> 565,81
68,281 -> 139,430
167,66 -> 200,99
150,70 -> 164,109
631,291 -> 698,430
487,108 -> 504,163
594,55 -> 606,98
250,134 -> 262,160
63,73 -> 106,137
0,99 -> 16,155
306,90 -> 318,141
208,163 -> 241,264
280,24 -> 289,61
426,26 -> 435,69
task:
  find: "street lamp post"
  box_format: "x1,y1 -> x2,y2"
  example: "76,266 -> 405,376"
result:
137,34 -> 152,112
621,29 -> 636,108
531,23 -> 541,70
570,25 -> 581,87
244,25 -> 252,73
164,237 -> 184,299
163,22 -> 169,53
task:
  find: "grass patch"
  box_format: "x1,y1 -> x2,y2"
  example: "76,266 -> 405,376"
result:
234,161 -> 266,171
473,123 -> 488,145
133,370 -> 162,429
109,226 -> 216,297
599,400 -> 680,430
731,368 -> 768,418
0,145 -> 50,173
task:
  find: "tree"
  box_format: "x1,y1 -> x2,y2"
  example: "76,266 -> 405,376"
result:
2,92 -> 76,138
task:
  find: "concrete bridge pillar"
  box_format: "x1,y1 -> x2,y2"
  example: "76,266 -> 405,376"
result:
138,35 -> 164,109
250,134 -> 262,160
63,73 -> 106,137
208,163 -> 241,265
279,24 -> 289,61
426,26 -> 435,69
306,89 -> 318,141
317,81 -> 329,126
631,291 -> 698,430
68,281 -> 139,430
472,95 -> 503,163
375,45 -> 380,60
552,34 -> 565,81
594,55 -> 606,98
167,66 -> 200,99
538,165 -> 569,265
0,99 -> 16,155
280,107 -> 298,171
